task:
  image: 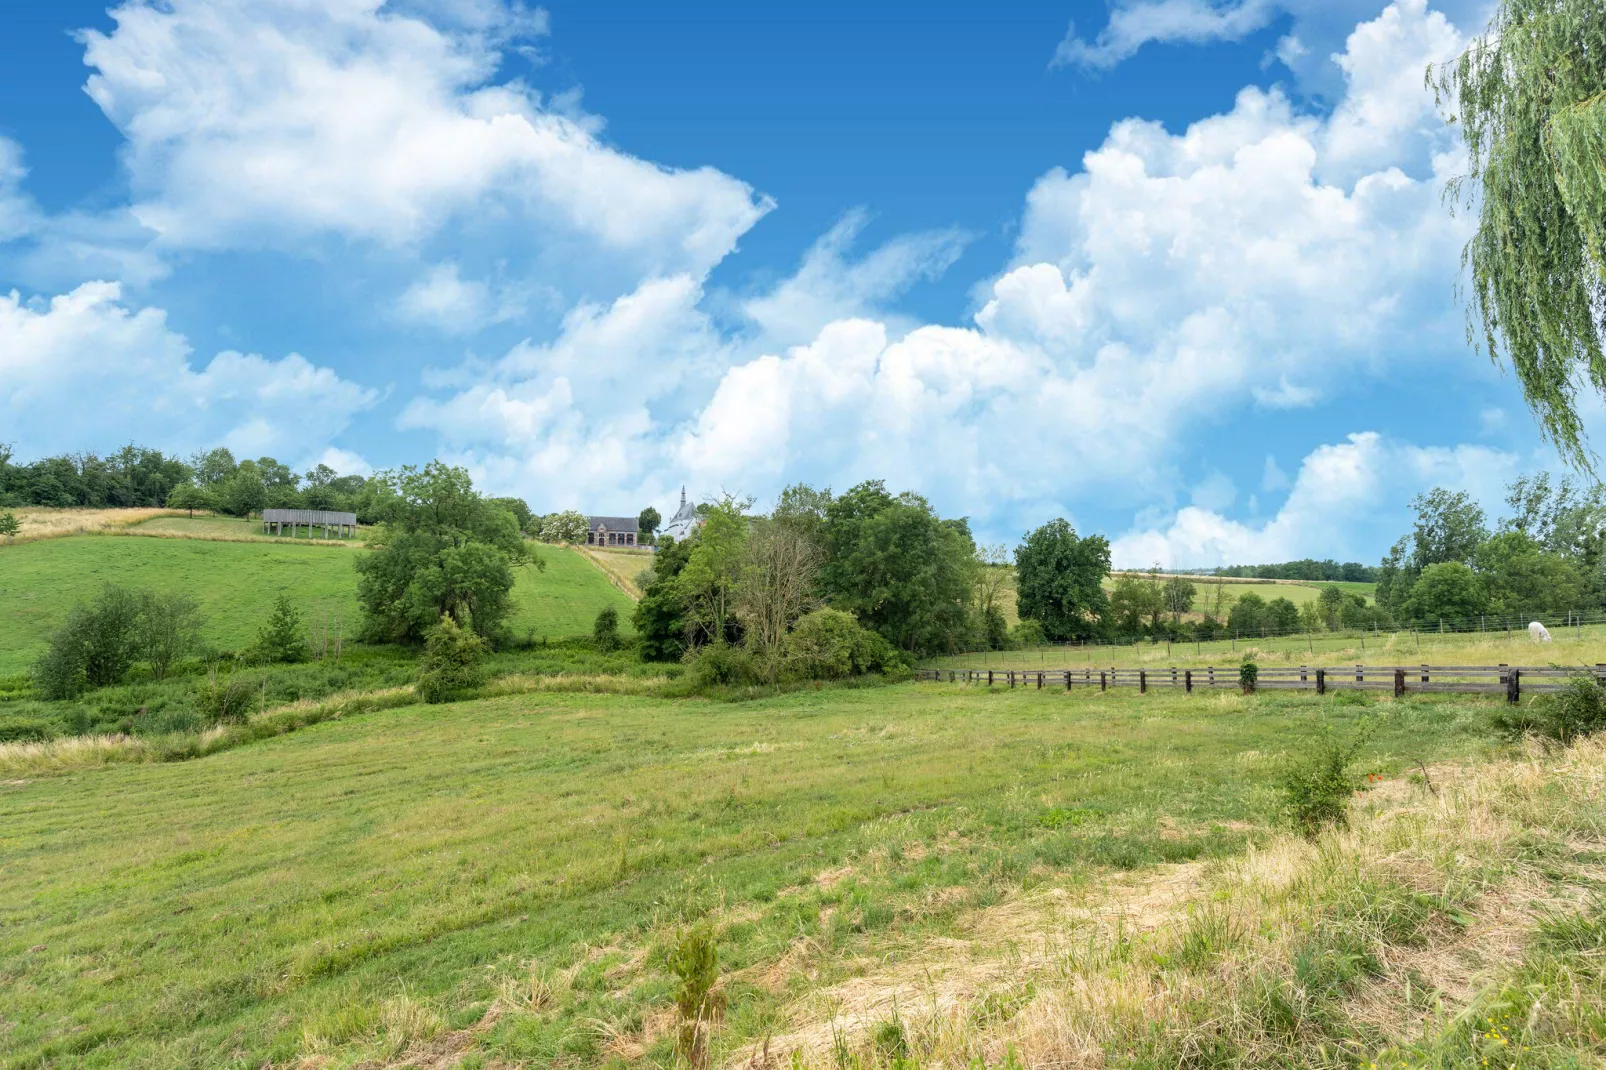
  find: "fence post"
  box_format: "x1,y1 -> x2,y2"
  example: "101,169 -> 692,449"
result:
1140,669 -> 1147,694
988,670 -> 993,687
1100,671 -> 1107,692
1009,671 -> 1015,689
1037,671 -> 1044,690
1185,669 -> 1193,693
1508,668 -> 1521,705
1316,668 -> 1325,695
1065,670 -> 1072,692
1394,669 -> 1405,698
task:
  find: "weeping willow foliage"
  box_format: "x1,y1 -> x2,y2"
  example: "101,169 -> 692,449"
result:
1436,0 -> 1606,467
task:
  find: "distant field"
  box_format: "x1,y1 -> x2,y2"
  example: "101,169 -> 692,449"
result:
0,682 -> 1491,1067
133,514 -> 373,543
0,538 -> 633,674
929,621 -> 1606,671
580,546 -> 653,599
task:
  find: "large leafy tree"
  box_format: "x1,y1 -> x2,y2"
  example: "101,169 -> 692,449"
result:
676,497 -> 751,647
1406,561 -> 1487,623
634,536 -> 695,661
1013,520 -> 1110,641
1438,0 -> 1606,465
818,481 -> 975,654
1378,488 -> 1489,612
354,462 -> 536,643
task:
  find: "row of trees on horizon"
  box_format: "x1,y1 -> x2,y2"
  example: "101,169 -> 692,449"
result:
7,442 -> 1606,642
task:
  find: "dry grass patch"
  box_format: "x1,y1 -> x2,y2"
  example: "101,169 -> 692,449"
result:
2,507 -> 183,544
738,739 -> 1606,1069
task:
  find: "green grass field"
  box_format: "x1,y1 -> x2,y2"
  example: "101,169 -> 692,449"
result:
0,537 -> 634,675
0,682 -> 1494,1068
930,620 -> 1606,671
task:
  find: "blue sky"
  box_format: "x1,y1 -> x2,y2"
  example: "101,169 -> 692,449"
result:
0,0 -> 1564,566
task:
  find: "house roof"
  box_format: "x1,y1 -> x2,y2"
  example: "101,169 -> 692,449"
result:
262,509 -> 357,525
587,516 -> 639,532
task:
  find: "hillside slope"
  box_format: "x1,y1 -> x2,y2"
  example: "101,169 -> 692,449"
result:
0,537 -> 633,674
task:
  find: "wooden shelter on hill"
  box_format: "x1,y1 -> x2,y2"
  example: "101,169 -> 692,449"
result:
261,508 -> 358,539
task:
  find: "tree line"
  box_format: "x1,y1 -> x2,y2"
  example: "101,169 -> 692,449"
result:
1214,559 -> 1378,583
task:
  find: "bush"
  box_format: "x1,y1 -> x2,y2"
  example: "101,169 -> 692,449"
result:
0,511 -> 18,539
196,671 -> 259,724
1239,660 -> 1259,695
1009,618 -> 1047,648
416,615 -> 487,703
135,705 -> 206,736
33,585 -> 144,699
1493,672 -> 1606,743
684,641 -> 760,688
781,608 -> 902,681
1278,720 -> 1372,837
593,606 -> 620,652
138,590 -> 204,680
666,924 -> 720,1069
0,715 -> 55,743
254,595 -> 310,664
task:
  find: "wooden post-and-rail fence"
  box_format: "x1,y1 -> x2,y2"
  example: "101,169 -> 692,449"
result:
916,664 -> 1606,703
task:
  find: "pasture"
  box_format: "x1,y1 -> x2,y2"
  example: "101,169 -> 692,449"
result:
0,681 -> 1495,1068
928,621 -> 1606,672
0,537 -> 635,675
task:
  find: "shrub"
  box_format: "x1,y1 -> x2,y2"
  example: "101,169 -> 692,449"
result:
135,705 -> 206,736
0,716 -> 55,743
196,671 -> 259,724
0,511 -> 18,539
1278,720 -> 1373,837
1009,618 -> 1047,648
254,595 -> 309,664
684,641 -> 759,689
1493,672 -> 1606,743
416,615 -> 486,703
33,586 -> 144,698
593,606 -> 620,652
781,608 -> 903,681
1239,660 -> 1259,695
138,591 -> 204,680
666,924 -> 720,1069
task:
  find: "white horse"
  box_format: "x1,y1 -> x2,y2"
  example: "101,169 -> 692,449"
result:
1529,621 -> 1553,643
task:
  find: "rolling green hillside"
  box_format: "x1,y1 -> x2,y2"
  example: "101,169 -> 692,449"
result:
0,537 -> 633,675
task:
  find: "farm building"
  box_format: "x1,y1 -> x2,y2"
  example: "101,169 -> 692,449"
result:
586,516 -> 639,546
261,508 -> 358,538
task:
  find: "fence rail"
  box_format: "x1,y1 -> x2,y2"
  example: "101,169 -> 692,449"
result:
915,664 -> 1606,702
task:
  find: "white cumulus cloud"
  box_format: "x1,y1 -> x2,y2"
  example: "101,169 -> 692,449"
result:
1110,431 -> 1519,568
0,282 -> 377,461
79,0 -> 771,280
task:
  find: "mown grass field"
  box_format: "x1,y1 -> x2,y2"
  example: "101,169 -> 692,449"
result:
0,537 -> 635,675
0,681 -> 1495,1068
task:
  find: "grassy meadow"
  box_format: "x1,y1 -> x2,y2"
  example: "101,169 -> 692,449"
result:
0,536 -> 635,675
930,621 -> 1606,672
1,681 -> 1503,1069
